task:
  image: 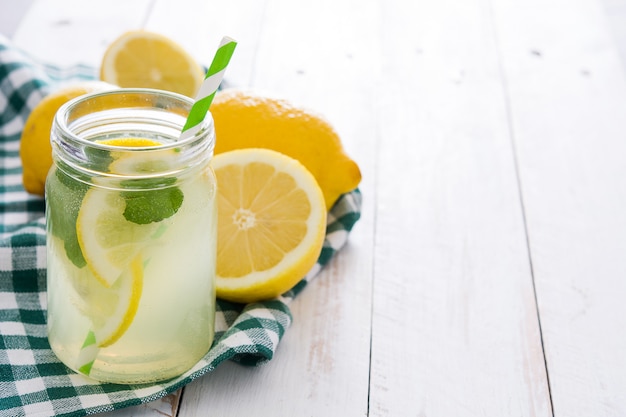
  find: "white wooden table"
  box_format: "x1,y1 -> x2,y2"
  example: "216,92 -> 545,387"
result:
2,0 -> 626,415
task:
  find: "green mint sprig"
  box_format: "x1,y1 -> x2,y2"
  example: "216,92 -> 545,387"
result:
120,177 -> 184,224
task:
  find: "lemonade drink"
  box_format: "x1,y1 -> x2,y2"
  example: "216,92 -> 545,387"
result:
45,89 -> 217,384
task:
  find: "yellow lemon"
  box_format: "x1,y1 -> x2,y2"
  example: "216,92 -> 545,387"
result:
76,186 -> 162,288
77,254 -> 144,348
100,30 -> 204,98
96,137 -> 178,175
211,89 -> 362,210
212,148 -> 327,303
19,81 -> 116,195
97,137 -> 163,147
93,255 -> 144,347
48,234 -> 143,348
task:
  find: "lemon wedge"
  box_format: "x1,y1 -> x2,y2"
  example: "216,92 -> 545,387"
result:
212,148 -> 327,303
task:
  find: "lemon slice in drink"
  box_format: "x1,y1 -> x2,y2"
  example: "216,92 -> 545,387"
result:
212,148 -> 327,303
81,255 -> 144,348
77,188 -> 161,287
78,138 -> 175,287
76,137 -> 176,347
98,138 -> 178,176
97,138 -> 163,147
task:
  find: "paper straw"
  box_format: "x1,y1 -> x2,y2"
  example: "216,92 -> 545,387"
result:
180,36 -> 237,140
76,330 -> 98,375
76,36 -> 237,377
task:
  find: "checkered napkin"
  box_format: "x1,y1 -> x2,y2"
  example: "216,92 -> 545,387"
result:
0,35 -> 361,417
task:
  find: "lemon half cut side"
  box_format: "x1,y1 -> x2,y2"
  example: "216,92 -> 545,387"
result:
100,30 -> 204,98
212,148 -> 327,303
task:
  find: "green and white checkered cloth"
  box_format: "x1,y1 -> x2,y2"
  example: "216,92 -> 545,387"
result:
0,35 -> 361,417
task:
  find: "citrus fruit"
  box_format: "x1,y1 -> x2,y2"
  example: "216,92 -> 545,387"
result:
97,137 -> 163,147
211,89 -> 362,210
19,81 -> 116,195
212,148 -> 327,303
75,254 -> 144,348
100,30 -> 204,97
97,137 -> 178,175
76,186 -> 162,287
93,254 -> 143,347
52,232 -> 144,349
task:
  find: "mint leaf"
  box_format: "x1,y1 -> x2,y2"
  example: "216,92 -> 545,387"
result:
121,178 -> 184,224
84,146 -> 114,173
48,169 -> 88,268
64,235 -> 87,269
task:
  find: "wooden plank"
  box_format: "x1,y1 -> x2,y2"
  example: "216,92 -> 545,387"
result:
600,0 -> 626,72
0,0 -> 36,38
96,390 -> 183,417
369,0 -> 552,415
144,0 -> 267,89
491,0 -> 626,415
10,0 -> 263,89
177,0 -> 377,415
11,0 -> 152,67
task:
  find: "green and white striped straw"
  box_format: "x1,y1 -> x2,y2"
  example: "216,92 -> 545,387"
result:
180,36 -> 237,140
75,36 -> 237,377
76,330 -> 98,375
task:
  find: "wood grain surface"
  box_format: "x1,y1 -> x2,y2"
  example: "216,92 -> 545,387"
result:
3,0 -> 626,415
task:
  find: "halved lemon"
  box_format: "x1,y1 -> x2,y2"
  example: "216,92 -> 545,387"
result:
212,148 -> 327,303
100,30 -> 204,97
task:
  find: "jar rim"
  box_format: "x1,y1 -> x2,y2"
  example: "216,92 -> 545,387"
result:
51,87 -> 215,183
54,87 -> 214,152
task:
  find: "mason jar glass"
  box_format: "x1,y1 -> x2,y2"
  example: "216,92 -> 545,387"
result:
45,89 -> 217,384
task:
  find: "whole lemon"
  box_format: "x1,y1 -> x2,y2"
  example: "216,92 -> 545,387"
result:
20,81 -> 117,195
211,89 -> 362,210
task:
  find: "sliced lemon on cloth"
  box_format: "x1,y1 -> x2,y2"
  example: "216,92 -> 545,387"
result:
100,30 -> 204,98
212,148 -> 327,303
76,187 -> 161,287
